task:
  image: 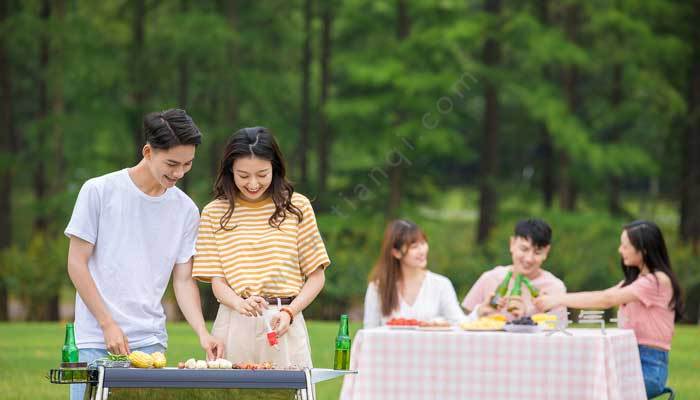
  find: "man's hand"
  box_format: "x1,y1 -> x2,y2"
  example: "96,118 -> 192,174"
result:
102,320 -> 130,355
504,296 -> 525,319
270,311 -> 292,337
199,333 -> 225,361
232,296 -> 268,317
477,292 -> 499,317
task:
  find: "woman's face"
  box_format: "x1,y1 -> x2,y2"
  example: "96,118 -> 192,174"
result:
394,240 -> 429,270
619,230 -> 644,268
232,156 -> 273,202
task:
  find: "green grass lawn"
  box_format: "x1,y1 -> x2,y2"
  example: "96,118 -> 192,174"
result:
1,322 -> 698,399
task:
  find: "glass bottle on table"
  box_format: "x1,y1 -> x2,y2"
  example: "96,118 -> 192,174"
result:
333,314 -> 351,370
506,274 -> 523,312
522,277 -> 540,298
489,270 -> 513,307
62,323 -> 79,363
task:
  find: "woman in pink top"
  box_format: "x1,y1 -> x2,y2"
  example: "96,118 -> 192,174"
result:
535,221 -> 684,399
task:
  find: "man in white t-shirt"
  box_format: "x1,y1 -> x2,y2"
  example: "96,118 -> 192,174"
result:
65,109 -> 223,399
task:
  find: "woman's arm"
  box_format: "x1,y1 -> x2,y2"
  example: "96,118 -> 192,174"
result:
440,280 -> 467,324
363,283 -> 382,328
535,285 -> 638,311
271,268 -> 325,336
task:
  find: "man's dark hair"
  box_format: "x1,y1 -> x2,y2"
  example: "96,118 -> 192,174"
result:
514,218 -> 552,248
143,108 -> 202,149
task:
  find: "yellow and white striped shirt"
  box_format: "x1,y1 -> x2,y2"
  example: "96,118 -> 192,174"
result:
192,193 -> 330,297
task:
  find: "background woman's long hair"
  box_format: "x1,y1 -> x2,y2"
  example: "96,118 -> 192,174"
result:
369,219 -> 428,316
621,220 -> 685,321
213,127 -> 302,231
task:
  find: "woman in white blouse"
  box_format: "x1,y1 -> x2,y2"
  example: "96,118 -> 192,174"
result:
363,219 -> 467,328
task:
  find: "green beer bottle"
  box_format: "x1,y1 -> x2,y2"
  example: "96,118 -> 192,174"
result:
333,314 -> 351,370
489,270 -> 513,307
522,277 -> 540,297
506,274 -> 523,312
62,323 -> 79,363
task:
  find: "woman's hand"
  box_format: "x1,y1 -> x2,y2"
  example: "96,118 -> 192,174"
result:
270,311 -> 292,337
534,294 -> 560,312
232,295 -> 268,317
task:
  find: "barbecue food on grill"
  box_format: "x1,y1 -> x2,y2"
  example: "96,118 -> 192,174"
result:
195,360 -> 208,369
128,351 -> 154,368
184,358 -> 197,369
151,352 -> 167,368
232,361 -> 275,370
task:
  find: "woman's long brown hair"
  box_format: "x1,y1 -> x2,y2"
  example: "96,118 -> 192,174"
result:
213,127 -> 303,231
368,219 -> 428,316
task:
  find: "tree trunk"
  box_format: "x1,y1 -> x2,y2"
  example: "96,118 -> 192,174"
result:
538,0 -> 554,209
316,3 -> 333,208
680,0 -> 700,252
608,64 -> 624,216
297,0 -> 312,190
178,0 -> 190,199
0,0 -> 15,321
385,0 -> 411,220
34,0 -> 50,234
130,0 -> 146,162
476,0 -> 501,243
559,3 -> 580,212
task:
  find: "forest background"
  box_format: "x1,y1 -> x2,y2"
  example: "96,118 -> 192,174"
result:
1,0 -> 699,324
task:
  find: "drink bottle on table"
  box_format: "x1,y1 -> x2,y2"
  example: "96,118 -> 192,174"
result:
333,314 -> 351,370
507,274 -> 523,312
490,270 -> 513,307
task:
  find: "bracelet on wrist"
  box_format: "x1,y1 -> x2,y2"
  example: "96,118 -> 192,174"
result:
280,307 -> 294,325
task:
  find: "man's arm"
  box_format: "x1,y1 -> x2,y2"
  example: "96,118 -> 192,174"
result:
172,259 -> 225,360
67,235 -> 130,354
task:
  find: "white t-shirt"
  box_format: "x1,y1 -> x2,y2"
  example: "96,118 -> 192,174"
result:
64,169 -> 199,349
363,271 -> 467,328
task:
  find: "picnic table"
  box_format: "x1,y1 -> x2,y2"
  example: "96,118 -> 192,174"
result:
340,327 -> 646,400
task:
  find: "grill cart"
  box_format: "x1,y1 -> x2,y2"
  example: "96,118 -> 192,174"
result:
49,365 -> 356,400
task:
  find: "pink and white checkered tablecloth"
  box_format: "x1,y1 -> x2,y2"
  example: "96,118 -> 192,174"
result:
340,328 -> 645,400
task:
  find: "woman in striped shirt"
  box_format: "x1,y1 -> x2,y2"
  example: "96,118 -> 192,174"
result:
192,127 -> 330,368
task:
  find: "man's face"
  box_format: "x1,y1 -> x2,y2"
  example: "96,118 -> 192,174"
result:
144,144 -> 196,189
509,236 -> 550,279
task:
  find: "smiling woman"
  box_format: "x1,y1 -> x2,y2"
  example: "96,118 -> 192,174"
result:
192,127 -> 331,370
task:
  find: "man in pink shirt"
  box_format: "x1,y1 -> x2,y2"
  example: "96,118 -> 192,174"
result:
462,219 -> 567,321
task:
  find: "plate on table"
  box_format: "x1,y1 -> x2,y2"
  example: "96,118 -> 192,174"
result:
417,325 -> 454,331
460,326 -> 504,332
503,324 -> 542,333
386,325 -> 418,330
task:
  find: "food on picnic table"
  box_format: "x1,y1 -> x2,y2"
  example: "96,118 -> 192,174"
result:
418,318 -> 451,328
460,316 -> 506,330
128,351 -> 154,368
386,317 -> 420,326
531,313 -> 557,329
507,316 -> 537,326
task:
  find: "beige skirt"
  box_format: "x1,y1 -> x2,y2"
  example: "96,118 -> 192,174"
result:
211,303 -> 313,369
